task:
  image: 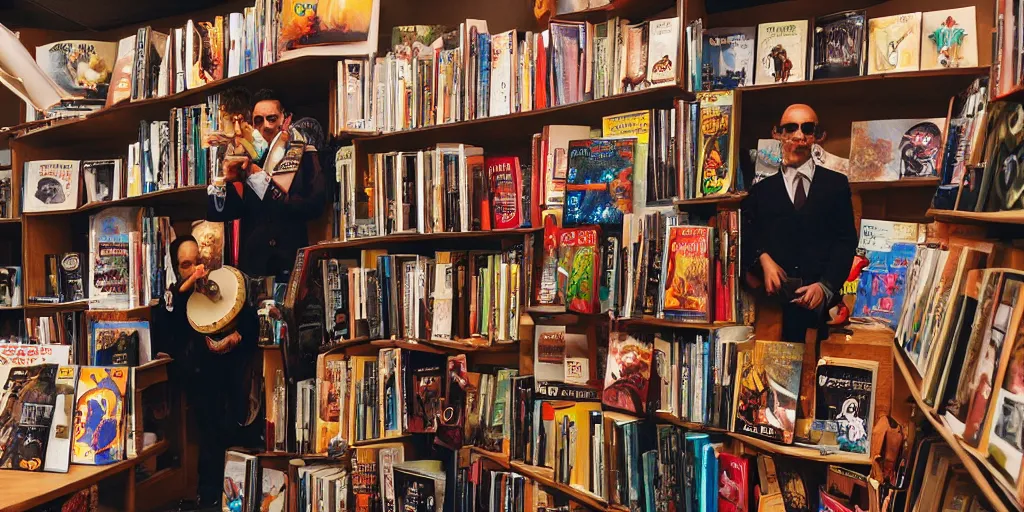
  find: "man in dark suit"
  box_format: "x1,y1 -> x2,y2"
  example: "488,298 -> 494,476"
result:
741,104 -> 857,342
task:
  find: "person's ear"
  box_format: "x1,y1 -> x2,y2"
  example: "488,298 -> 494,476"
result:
772,125 -> 782,141
282,113 -> 293,130
815,128 -> 827,143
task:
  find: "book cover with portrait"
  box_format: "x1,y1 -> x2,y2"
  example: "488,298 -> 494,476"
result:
24,160 -> 81,213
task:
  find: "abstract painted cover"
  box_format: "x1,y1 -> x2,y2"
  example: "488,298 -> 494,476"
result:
813,359 -> 876,455
702,27 -> 756,90
279,0 -> 376,52
733,340 -> 804,444
867,12 -> 922,75
853,242 -> 917,328
35,40 -> 117,101
556,226 -> 601,314
718,452 -> 749,512
486,156 -> 523,229
602,332 -> 653,415
921,7 -> 978,70
71,366 -> 128,465
660,225 -> 713,323
696,91 -> 736,197
24,160 -> 81,213
564,139 -> 635,226
261,466 -> 287,512
754,20 -> 808,84
0,364 -> 58,472
847,118 -> 945,181
811,11 -> 867,79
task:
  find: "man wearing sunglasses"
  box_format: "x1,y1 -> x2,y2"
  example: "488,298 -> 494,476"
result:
741,103 -> 857,343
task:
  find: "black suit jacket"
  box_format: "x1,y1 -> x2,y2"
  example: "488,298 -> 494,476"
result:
741,166 -> 857,296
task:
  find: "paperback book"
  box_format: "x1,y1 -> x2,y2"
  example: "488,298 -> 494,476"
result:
811,11 -> 867,79
812,358 -> 877,455
71,366 -> 129,465
754,20 -> 808,84
701,27 -> 756,90
733,340 -> 804,444
564,138 -> 635,226
603,332 -> 654,415
867,13 -> 922,75
23,160 -> 81,213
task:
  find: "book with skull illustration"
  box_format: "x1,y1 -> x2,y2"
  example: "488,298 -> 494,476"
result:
24,160 -> 81,213
920,7 -> 977,70
754,20 -> 808,85
812,358 -> 877,457
867,12 -> 922,75
847,118 -> 945,181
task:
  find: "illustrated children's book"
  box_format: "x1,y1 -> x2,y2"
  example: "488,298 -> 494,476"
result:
557,226 -> 601,314
71,366 -> 129,465
603,332 -> 654,415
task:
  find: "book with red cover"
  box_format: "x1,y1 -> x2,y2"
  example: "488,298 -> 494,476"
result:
468,153 -> 490,231
719,452 -> 749,512
535,32 -> 548,110
486,156 -> 523,230
660,225 -> 713,322
557,226 -> 601,314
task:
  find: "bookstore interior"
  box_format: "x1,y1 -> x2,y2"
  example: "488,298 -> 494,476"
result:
3,0 -> 1024,510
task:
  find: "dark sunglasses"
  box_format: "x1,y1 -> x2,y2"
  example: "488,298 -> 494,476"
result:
778,122 -> 820,136
253,114 -> 280,127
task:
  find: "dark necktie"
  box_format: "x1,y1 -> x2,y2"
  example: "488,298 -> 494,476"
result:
793,175 -> 807,210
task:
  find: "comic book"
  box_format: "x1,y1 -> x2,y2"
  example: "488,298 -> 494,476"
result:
556,226 -> 601,314
695,91 -> 738,197
733,340 -> 804,444
0,364 -> 59,471
853,242 -> 918,329
660,225 -> 713,323
812,358 -> 877,455
602,332 -> 654,415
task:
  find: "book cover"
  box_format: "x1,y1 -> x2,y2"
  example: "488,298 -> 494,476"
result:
89,207 -> 138,309
564,138 -> 635,226
35,40 -> 117,102
847,118 -> 945,181
82,159 -> 122,204
696,91 -> 737,197
486,157 -> 523,230
647,17 -> 680,87
405,353 -> 445,433
603,332 -> 653,415
392,460 -> 446,512
812,11 -> 867,80
58,252 -> 86,303
921,7 -> 978,70
556,226 -> 601,314
378,445 -> 405,512
702,27 -> 756,90
543,125 -> 591,207
222,450 -> 255,511
0,364 -> 59,472
89,321 -> 146,366
191,220 -> 225,271
42,365 -> 78,473
853,242 -> 917,328
71,366 -> 128,465
107,36 -> 136,107
867,13 -> 922,75
24,160 -> 81,213
813,358 -> 877,455
661,225 -> 713,322
718,452 -> 749,512
754,20 -> 808,84
733,340 -> 804,444
278,0 -> 378,57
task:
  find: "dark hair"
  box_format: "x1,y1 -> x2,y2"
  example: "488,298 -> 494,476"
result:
169,235 -> 198,279
220,87 -> 252,119
253,89 -> 289,115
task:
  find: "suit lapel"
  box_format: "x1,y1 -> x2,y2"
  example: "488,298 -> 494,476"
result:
767,172 -> 795,211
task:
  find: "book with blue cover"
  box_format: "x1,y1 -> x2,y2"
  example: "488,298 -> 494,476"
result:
853,242 -> 918,328
701,27 -> 756,90
564,138 -> 635,226
89,320 -> 150,366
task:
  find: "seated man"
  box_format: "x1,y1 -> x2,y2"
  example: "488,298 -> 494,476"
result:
741,104 -> 857,343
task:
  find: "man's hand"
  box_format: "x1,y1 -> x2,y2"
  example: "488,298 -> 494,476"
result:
207,331 -> 242,354
222,155 -> 251,182
792,283 -> 825,310
759,253 -> 787,294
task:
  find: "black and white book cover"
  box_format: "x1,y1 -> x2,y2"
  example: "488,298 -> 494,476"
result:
82,159 -> 122,203
24,160 -> 81,213
812,357 -> 877,456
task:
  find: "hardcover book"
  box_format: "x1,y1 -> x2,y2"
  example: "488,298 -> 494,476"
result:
812,358 -> 877,455
564,139 -> 635,226
82,159 -> 122,204
867,13 -> 922,75
24,160 -> 81,213
718,452 -> 749,512
556,226 -> 601,314
754,20 -> 808,84
405,353 -> 445,433
71,366 -> 128,465
603,332 -> 654,415
733,340 -> 804,444
920,7 -> 978,70
695,91 -> 738,197
660,225 -> 713,323
0,364 -> 59,472
35,40 -> 116,102
811,11 -> 867,79
701,27 -> 756,90
486,156 -> 523,230
847,118 -> 945,181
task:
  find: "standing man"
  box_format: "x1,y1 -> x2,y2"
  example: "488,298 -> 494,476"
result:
741,104 -> 857,342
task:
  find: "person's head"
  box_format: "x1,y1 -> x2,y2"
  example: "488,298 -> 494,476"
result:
252,89 -> 292,142
220,87 -> 253,136
772,104 -> 823,167
170,235 -> 199,282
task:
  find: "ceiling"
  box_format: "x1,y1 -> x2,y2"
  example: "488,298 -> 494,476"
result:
0,0 -> 236,32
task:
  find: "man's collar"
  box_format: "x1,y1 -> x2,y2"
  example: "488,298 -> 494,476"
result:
784,159 -> 815,179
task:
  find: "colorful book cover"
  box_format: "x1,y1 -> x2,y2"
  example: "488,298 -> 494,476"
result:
0,343 -> 70,366
921,8 -> 978,70
89,321 -> 145,366
35,40 -> 117,101
853,242 -> 917,328
718,453 -> 749,512
71,366 -> 129,465
564,139 -> 635,226
812,11 -> 867,79
847,118 -> 945,181
405,353 -> 445,433
556,226 -> 601,314
486,156 -> 523,229
661,225 -> 713,323
89,207 -> 138,309
261,466 -> 287,511
43,366 -> 78,473
733,340 -> 804,444
0,364 -> 59,472
602,332 -> 653,415
754,20 -> 809,84
222,450 -> 255,511
702,27 -> 756,90
24,160 -> 81,213
813,358 -> 876,455
278,0 -> 376,53
867,12 -> 922,74
696,91 -> 736,197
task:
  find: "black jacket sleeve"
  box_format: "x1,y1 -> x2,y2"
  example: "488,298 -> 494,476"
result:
270,151 -> 327,221
207,182 -> 245,222
740,183 -> 763,277
822,177 -> 858,293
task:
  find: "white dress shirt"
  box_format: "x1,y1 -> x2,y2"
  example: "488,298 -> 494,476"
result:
781,159 -> 815,204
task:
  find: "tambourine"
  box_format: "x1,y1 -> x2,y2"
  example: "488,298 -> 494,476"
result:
187,266 -> 247,335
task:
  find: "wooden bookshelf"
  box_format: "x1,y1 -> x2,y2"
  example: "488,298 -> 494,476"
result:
927,208 -> 1024,225
550,0 -> 676,22
23,186 -> 208,217
893,344 -> 1021,512
850,177 -> 941,192
468,446 -> 511,469
350,435 -> 413,447
368,338 -> 520,354
727,432 -> 871,465
616,316 -> 738,330
508,461 -> 609,511
315,227 -> 542,251
673,192 -> 746,206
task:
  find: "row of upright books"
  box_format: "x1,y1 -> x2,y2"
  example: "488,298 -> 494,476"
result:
331,16 -> 680,135
687,7 -> 979,91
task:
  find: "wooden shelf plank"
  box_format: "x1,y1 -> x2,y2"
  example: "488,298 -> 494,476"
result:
850,177 -> 941,192
673,192 -> 747,206
727,432 -> 871,465
508,460 -> 608,511
739,67 -> 988,94
24,186 -> 207,218
368,337 -> 519,354
893,344 -> 1021,512
616,316 -> 739,330
927,208 -> 1024,225
314,227 -> 541,251
468,447 -> 511,469
550,0 -> 675,22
